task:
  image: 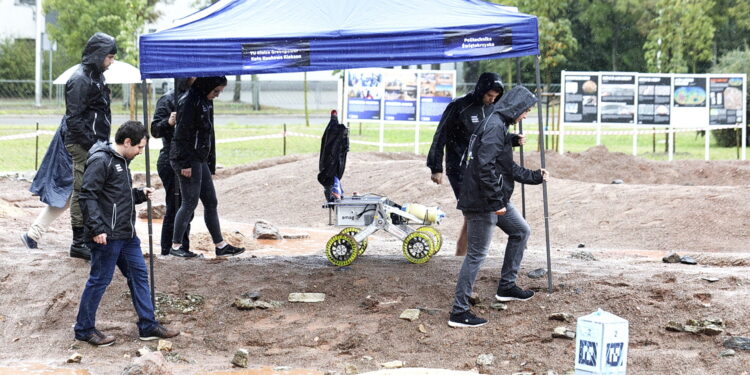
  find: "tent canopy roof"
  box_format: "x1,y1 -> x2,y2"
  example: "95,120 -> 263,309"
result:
139,0 -> 538,78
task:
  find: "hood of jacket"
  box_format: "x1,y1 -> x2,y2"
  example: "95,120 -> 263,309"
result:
81,32 -> 117,73
472,72 -> 504,105
493,86 -> 538,124
192,76 -> 227,97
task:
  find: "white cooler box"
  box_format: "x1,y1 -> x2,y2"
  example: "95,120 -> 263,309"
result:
574,309 -> 629,375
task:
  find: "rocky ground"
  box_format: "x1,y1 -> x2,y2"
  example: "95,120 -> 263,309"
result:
0,147 -> 749,375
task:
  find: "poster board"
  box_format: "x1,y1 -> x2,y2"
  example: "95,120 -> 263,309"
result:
563,73 -> 599,123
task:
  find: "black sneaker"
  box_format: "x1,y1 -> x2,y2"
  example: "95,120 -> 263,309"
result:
70,244 -> 91,261
20,233 -> 38,249
78,329 -> 116,347
139,324 -> 180,341
448,310 -> 487,328
215,243 -> 245,257
169,247 -> 199,258
495,284 -> 535,302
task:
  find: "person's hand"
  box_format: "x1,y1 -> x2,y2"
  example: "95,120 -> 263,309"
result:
518,134 -> 526,146
143,187 -> 155,200
181,168 -> 192,178
495,207 -> 507,216
168,112 -> 177,126
541,168 -> 549,181
431,172 -> 443,185
93,233 -> 107,245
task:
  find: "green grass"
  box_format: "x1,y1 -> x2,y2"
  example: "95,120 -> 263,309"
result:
0,122 -> 745,173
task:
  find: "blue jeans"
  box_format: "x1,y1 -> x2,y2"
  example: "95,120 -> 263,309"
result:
74,236 -> 157,339
452,202 -> 531,314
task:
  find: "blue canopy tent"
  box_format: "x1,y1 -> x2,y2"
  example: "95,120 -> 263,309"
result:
137,0 -> 553,296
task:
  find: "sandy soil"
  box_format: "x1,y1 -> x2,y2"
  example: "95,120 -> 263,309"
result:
0,147 -> 749,375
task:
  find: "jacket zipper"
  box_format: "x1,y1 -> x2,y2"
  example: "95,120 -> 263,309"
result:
123,158 -> 135,238
111,203 -> 117,230
92,112 -> 97,135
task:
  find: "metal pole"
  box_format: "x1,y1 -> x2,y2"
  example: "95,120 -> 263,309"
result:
142,79 -> 156,309
515,58 -> 526,219
535,56 -> 553,294
35,122 -> 39,170
283,123 -> 287,155
34,0 -> 43,107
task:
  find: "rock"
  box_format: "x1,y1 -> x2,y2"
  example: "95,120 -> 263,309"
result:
680,255 -> 698,265
231,349 -> 249,368
157,340 -> 172,352
345,364 -> 358,374
701,277 -> 720,282
703,318 -> 724,327
241,291 -> 262,301
528,268 -> 547,279
122,351 -> 173,375
137,347 -> 152,357
67,353 -> 83,363
723,336 -> 750,350
138,204 -> 166,220
719,349 -> 736,357
380,361 -> 404,369
399,309 -> 420,321
232,298 -> 256,310
275,366 -> 292,371
418,324 -> 427,333
468,292 -> 481,306
253,220 -> 282,240
288,292 -> 326,303
362,356 -> 373,361
662,252 -> 681,263
490,302 -> 508,311
549,312 -> 574,322
476,353 -> 494,366
611,179 -> 624,184
665,321 -> 684,332
570,250 -> 597,261
552,326 -> 575,340
282,232 -> 310,239
577,243 -> 585,248
699,324 -> 724,336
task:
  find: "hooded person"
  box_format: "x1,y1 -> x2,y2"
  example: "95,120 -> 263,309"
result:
426,72 -> 505,256
448,86 -> 549,328
169,76 -> 245,257
63,32 -> 117,261
151,77 -> 195,257
317,110 -> 349,202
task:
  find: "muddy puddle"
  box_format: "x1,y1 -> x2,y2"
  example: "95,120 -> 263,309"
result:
196,366 -> 323,375
0,363 -> 90,375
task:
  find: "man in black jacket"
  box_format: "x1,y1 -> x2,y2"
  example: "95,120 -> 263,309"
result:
151,78 -> 195,257
427,72 -> 505,256
74,121 -> 179,346
64,32 -> 117,261
317,110 -> 348,201
448,86 -> 548,328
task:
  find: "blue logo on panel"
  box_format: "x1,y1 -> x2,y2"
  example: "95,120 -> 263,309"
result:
578,340 -> 597,366
606,342 -> 624,367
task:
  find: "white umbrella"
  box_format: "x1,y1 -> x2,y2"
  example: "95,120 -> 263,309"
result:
53,60 -> 144,84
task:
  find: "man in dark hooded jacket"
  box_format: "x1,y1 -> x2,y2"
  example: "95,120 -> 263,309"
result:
427,72 -> 507,256
64,32 -> 117,261
317,110 -> 349,201
448,86 -> 548,328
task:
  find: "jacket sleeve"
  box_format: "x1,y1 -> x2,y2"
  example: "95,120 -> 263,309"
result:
79,155 -> 109,237
475,122 -> 509,210
150,94 -> 174,139
171,97 -> 198,170
426,101 -> 458,173
65,79 -> 96,150
512,163 -> 543,185
132,187 -> 148,205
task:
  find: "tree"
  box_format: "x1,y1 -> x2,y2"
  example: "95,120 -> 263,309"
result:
44,0 -> 159,65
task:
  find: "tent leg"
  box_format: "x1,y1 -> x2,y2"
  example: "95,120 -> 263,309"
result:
141,79 -> 156,309
515,58 -> 526,220
535,56 -> 553,294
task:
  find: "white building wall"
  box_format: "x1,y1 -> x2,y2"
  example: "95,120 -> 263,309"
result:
0,0 -> 36,40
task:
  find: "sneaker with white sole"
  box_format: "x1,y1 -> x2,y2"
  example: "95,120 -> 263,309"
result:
495,284 -> 535,302
448,310 -> 487,328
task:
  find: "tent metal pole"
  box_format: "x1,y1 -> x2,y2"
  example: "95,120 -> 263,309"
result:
515,58 -> 526,219
141,79 -> 156,308
534,56 -> 553,294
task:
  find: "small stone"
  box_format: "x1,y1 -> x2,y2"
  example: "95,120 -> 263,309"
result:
719,349 -> 736,357
253,301 -> 274,310
275,366 -> 292,371
528,268 -> 547,279
702,318 -> 724,327
288,293 -> 326,303
418,324 -> 427,333
680,256 -> 698,265
611,179 -> 624,184
67,353 -> 83,363
476,353 -> 494,366
490,302 -> 508,311
662,253 -> 681,263
123,352 -> 171,374
254,220 -> 282,240
399,309 -> 420,321
137,347 -> 151,357
345,364 -> 358,374
723,336 -> 750,350
552,326 -> 575,339
380,360 -> 404,369
231,349 -> 249,368
683,325 -> 700,334
701,277 -> 720,282
570,250 -> 597,261
699,324 -> 724,336
157,340 -> 172,352
362,356 -> 373,361
577,243 -> 585,248
241,291 -> 262,301
232,298 -> 257,310
549,313 -> 574,322
124,354 -> 131,359
665,321 -> 684,332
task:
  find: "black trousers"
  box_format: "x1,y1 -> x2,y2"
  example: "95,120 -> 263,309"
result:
157,154 -> 190,254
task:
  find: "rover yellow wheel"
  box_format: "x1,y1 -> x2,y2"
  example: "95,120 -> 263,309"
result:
417,226 -> 442,255
325,234 -> 359,266
402,231 -> 435,264
340,227 -> 369,255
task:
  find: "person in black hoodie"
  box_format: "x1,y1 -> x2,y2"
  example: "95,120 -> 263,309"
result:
427,72 -> 506,256
151,77 -> 196,257
448,86 -> 548,328
170,76 -> 244,257
317,110 -> 349,201
64,32 -> 117,261
75,121 -> 179,346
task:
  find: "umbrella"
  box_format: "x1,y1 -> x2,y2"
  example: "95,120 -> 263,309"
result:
53,60 -> 143,84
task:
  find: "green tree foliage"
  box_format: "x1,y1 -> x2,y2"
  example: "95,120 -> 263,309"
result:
44,0 -> 159,65
0,38 -> 35,79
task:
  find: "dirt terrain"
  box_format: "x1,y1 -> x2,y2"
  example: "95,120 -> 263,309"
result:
0,146 -> 749,375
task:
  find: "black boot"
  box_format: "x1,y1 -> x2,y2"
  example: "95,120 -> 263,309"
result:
70,226 -> 91,261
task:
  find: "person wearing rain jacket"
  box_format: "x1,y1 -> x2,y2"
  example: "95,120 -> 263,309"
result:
63,32 -> 117,261
317,110 -> 349,202
170,76 -> 245,257
448,86 -> 549,328
151,78 -> 195,257
427,72 -> 505,256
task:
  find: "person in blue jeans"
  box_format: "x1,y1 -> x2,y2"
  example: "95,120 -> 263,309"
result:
449,86 -> 549,328
74,121 -> 179,346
